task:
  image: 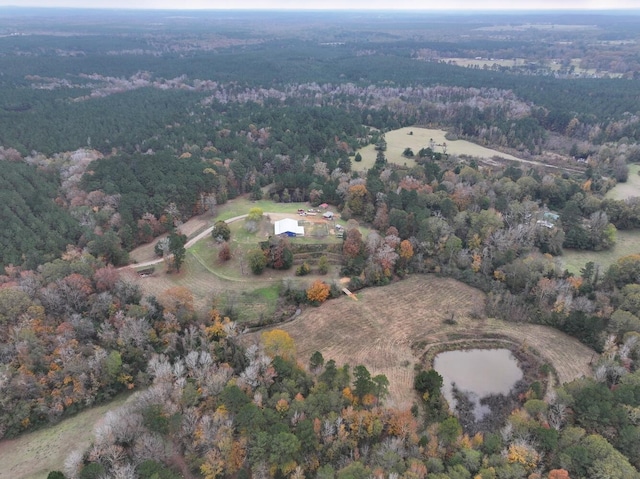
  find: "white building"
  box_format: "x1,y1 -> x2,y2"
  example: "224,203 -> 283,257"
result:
274,218 -> 305,237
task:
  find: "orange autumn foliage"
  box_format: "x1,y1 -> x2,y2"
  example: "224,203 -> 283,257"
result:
306,280 -> 330,304
399,240 -> 414,260
548,470 -> 570,479
159,286 -> 194,314
387,409 -> 418,443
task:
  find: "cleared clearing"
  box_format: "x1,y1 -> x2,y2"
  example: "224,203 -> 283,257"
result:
353,126 -> 525,172
246,275 -> 595,410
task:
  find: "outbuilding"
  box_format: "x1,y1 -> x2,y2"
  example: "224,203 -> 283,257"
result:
274,218 -> 305,237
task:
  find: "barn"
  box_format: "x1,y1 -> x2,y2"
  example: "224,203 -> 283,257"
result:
274,218 -> 305,237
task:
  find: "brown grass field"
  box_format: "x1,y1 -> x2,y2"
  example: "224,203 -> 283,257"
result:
245,275 -> 596,410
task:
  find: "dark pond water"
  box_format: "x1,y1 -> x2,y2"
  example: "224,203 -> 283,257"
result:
433,348 -> 523,420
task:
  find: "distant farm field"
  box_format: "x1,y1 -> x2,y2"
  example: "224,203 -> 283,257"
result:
443,57 -> 529,69
245,275 -> 595,410
353,126 -> 524,171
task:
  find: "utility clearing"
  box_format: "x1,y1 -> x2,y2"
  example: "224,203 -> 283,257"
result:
0,395 -> 130,479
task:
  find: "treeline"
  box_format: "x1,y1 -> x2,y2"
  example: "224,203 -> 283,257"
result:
81,150 -> 220,250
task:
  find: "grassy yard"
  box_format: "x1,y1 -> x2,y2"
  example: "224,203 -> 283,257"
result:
0,394 -> 131,479
133,210 -> 348,321
560,169 -> 640,274
353,126 -> 524,172
129,198 -> 302,264
605,164 -> 640,200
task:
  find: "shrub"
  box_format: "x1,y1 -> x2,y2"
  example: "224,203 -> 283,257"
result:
348,276 -> 364,291
247,249 -> 267,275
212,221 -> 231,242
296,262 -> 311,276
80,463 -> 105,479
218,242 -> 231,262
154,237 -> 169,257
318,255 -> 329,274
307,280 -> 330,305
138,460 -> 182,479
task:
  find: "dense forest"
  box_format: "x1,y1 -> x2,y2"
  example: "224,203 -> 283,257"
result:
0,158 -> 80,269
1,8 -> 640,479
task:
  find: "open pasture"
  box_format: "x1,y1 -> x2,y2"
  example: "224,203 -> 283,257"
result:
353,127 -> 524,171
246,275 -> 595,410
443,57 -> 528,69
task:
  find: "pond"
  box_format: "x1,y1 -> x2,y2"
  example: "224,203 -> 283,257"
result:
433,348 -> 523,421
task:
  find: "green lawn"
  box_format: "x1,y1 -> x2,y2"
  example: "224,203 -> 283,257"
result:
560,229 -> 640,275
605,164 -> 640,200
562,169 -> 640,274
215,198 -> 305,221
185,214 -> 343,321
136,200 -> 354,320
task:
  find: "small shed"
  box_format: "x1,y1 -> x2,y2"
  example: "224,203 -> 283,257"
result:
320,203 -> 329,209
274,218 -> 305,237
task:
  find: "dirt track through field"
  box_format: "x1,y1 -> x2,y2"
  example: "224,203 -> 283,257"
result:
246,275 -> 595,410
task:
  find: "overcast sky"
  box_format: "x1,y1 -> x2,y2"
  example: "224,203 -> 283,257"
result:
2,0 -> 639,10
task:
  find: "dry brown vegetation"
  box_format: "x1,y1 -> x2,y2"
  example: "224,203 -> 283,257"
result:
246,275 -> 595,410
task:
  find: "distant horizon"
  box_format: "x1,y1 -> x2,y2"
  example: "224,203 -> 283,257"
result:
1,1 -> 639,12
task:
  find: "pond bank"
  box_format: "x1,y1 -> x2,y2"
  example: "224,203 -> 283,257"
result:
418,337 -> 553,434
